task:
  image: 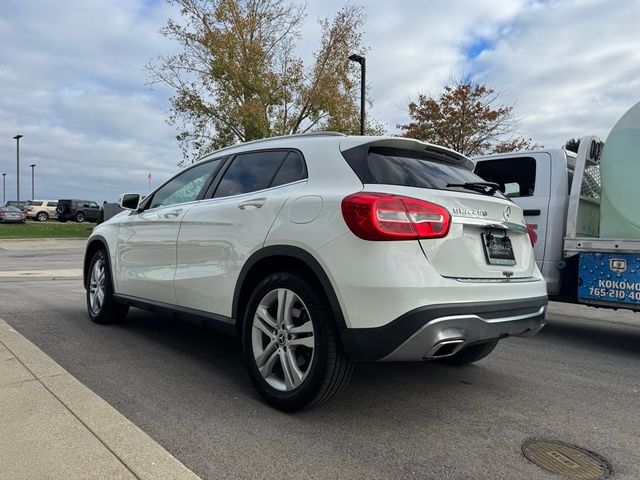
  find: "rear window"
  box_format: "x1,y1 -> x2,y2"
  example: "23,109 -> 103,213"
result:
343,146 -> 487,194
474,157 -> 536,197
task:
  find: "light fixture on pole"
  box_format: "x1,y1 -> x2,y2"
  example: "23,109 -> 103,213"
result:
1,173 -> 6,204
348,54 -> 366,135
30,164 -> 36,200
13,134 -> 23,203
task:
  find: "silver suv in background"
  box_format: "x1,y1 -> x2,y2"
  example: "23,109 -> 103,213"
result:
24,200 -> 58,221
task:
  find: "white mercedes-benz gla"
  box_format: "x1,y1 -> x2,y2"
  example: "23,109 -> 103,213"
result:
84,133 -> 547,410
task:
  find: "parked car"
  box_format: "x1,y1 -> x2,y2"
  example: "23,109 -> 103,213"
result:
24,200 -> 58,221
56,199 -> 100,223
4,200 -> 29,210
0,206 -> 26,223
83,133 -> 547,410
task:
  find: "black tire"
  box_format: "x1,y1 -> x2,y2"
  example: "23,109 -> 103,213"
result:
242,271 -> 354,411
86,249 -> 129,324
439,339 -> 499,366
36,212 -> 48,222
75,211 -> 86,223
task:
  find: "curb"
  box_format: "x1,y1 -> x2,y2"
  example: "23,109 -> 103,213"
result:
0,318 -> 201,480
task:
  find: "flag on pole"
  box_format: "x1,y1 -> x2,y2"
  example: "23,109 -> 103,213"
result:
147,173 -> 152,190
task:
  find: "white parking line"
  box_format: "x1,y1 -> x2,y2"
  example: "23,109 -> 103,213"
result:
0,269 -> 83,277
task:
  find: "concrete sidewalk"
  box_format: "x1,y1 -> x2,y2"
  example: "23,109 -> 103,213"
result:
0,318 -> 201,480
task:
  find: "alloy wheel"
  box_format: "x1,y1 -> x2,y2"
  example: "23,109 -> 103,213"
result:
251,288 -> 315,391
89,258 -> 106,315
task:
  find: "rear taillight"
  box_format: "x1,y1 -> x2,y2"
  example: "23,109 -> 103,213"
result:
0,212 -> 4,217
341,192 -> 451,241
526,223 -> 538,246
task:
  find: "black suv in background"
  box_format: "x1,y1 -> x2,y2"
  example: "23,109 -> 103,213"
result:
56,199 -> 100,223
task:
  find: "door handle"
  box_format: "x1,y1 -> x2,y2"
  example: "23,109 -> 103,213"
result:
163,208 -> 182,218
238,198 -> 266,210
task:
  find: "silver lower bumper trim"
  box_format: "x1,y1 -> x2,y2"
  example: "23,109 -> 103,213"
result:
381,306 -> 546,361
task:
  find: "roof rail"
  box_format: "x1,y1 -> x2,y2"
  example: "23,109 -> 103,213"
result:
205,131 -> 347,157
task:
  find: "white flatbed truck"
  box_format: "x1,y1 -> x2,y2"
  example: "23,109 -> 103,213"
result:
473,102 -> 640,312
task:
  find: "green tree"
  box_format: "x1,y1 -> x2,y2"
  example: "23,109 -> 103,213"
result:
148,0 -> 382,164
564,138 -> 580,153
397,79 -> 541,156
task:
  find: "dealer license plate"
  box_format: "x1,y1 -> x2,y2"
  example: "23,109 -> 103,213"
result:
482,233 -> 516,266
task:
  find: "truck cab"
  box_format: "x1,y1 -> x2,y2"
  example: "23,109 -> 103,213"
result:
473,149 -> 576,296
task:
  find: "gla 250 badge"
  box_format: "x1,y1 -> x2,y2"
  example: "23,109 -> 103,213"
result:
451,207 -> 488,217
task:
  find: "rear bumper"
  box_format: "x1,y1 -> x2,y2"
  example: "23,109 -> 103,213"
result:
340,296 -> 548,361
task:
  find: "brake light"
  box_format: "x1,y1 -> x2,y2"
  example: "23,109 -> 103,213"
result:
26,207 -> 33,211
0,212 -> 4,216
526,223 -> 538,246
341,192 -> 451,240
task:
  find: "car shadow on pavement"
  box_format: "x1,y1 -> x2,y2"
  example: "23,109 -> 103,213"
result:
106,308 -> 524,415
535,317 -> 640,359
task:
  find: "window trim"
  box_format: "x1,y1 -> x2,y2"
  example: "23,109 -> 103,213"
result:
202,148 -> 308,200
138,156 -> 229,212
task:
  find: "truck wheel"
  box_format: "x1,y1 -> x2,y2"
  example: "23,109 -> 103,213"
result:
75,212 -> 86,223
36,212 -> 48,222
242,272 -> 354,411
86,249 -> 129,324
439,339 -> 499,366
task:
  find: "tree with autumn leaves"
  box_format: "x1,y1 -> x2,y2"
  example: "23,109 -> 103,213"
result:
150,1 -> 540,163
148,0 -> 382,164
397,79 -> 541,156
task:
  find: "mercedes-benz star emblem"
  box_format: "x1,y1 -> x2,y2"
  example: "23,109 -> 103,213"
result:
503,206 -> 512,221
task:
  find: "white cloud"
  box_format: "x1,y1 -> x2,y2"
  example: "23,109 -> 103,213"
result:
471,0 -> 640,147
0,0 -> 180,202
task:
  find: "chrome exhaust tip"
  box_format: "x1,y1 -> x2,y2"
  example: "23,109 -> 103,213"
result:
425,339 -> 465,359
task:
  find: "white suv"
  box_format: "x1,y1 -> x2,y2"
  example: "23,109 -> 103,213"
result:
84,133 -> 547,410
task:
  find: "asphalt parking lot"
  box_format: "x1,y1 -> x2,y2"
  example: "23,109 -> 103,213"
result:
1,239 -> 639,479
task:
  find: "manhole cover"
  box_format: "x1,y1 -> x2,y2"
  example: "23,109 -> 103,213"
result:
522,440 -> 611,479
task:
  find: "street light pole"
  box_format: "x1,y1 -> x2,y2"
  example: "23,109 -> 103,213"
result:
13,134 -> 23,203
348,54 -> 366,135
1,173 -> 6,204
30,164 -> 36,200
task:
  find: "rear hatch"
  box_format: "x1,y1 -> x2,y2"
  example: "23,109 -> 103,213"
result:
340,138 -> 536,280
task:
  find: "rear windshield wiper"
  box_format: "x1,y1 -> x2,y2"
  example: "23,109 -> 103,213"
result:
446,181 -> 500,196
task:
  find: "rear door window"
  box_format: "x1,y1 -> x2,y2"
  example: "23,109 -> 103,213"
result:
213,151 -> 290,198
474,157 -> 537,197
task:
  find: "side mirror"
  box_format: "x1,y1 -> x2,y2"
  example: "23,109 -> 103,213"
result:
119,193 -> 141,211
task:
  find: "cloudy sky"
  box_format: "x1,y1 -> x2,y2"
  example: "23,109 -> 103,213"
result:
1,0 -> 639,202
